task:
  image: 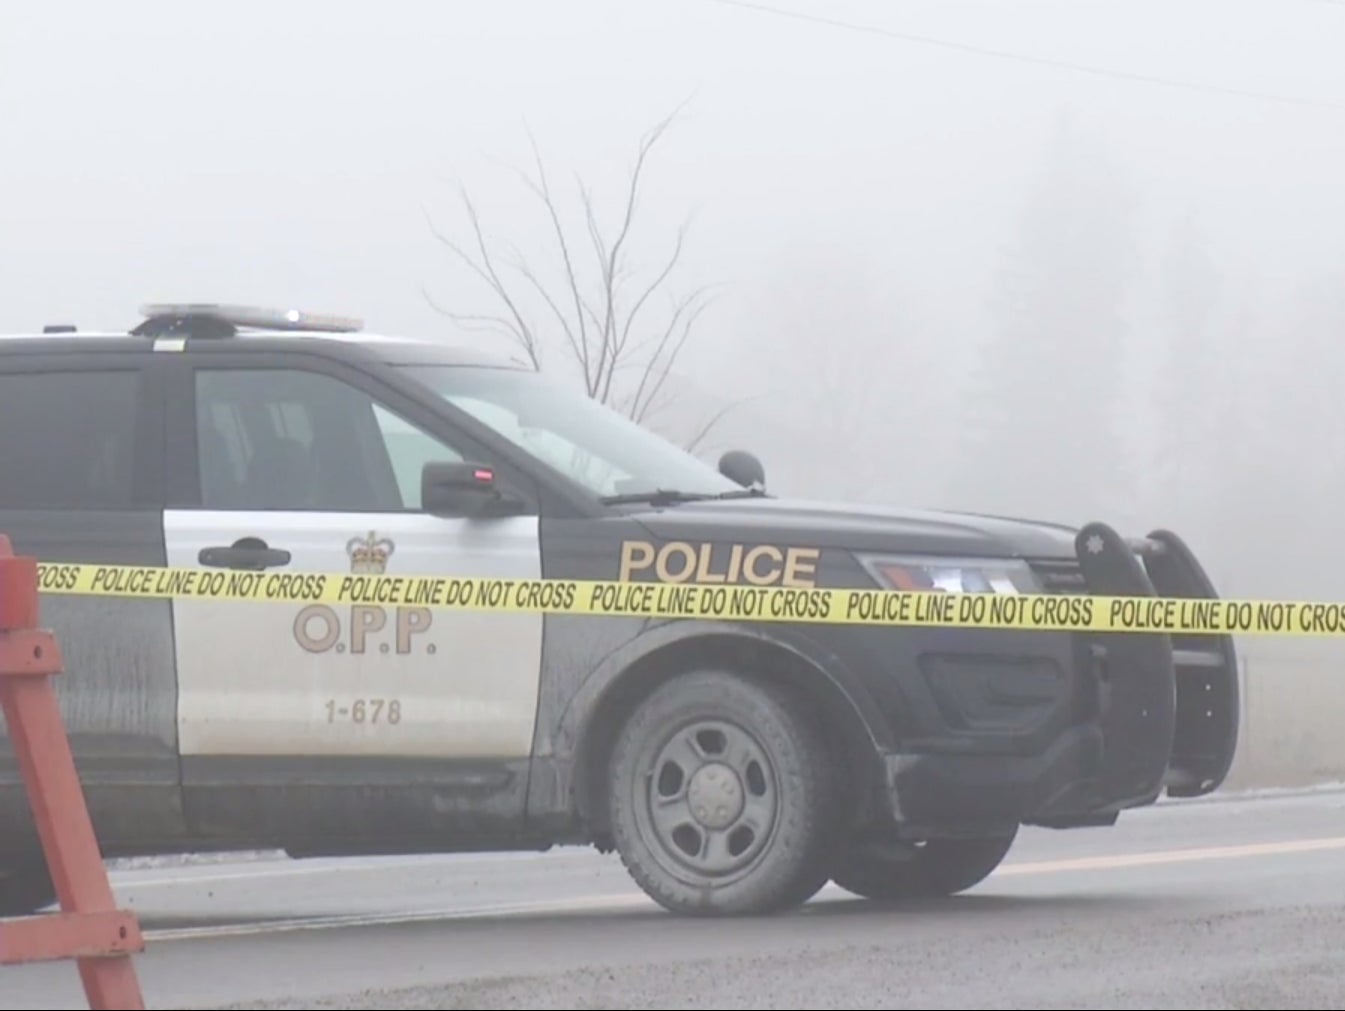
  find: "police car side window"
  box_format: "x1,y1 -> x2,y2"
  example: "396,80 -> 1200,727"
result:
194,368 -> 468,513
0,369 -> 141,510
369,404 -> 465,510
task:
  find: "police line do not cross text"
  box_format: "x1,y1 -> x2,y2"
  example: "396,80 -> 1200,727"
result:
30,559 -> 1345,637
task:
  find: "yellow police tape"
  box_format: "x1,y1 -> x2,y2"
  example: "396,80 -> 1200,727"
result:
28,560 -> 1345,637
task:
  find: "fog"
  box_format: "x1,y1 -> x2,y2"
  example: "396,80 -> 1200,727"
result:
4,0 -> 1345,784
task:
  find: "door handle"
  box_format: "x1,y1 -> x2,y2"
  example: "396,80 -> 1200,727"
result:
199,537 -> 292,571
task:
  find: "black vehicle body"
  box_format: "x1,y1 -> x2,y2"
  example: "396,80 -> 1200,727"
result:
539,503 -> 1239,846
0,306 -> 1240,917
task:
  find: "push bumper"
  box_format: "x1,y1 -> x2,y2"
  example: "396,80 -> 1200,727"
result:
1074,522 -> 1241,806
884,522 -> 1240,831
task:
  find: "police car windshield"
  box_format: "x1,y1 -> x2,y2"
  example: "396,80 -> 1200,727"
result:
399,365 -> 744,501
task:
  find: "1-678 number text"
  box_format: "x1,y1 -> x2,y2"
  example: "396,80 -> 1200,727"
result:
325,698 -> 402,724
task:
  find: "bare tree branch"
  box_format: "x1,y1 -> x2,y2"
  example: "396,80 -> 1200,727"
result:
520,129 -> 597,389
630,291 -> 721,424
684,395 -> 764,453
423,195 -> 542,368
423,97 -> 737,452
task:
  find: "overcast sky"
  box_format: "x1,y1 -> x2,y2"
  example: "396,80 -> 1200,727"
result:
4,0 -> 1341,337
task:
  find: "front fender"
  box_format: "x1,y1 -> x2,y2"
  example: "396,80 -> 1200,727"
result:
560,618 -> 893,758
527,617 -> 896,836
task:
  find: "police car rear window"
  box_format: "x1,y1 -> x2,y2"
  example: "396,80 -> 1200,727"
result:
0,369 -> 142,510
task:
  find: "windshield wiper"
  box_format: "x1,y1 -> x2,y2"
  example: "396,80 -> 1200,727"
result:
599,487 -> 769,506
599,489 -> 715,506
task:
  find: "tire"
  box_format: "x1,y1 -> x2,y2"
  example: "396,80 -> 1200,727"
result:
607,668 -> 838,917
830,828 -> 1018,902
0,860 -> 56,918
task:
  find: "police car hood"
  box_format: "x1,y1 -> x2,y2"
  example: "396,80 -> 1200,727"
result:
626,496 -> 1081,560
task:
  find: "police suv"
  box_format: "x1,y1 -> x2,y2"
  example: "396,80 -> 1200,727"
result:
0,304 -> 1239,918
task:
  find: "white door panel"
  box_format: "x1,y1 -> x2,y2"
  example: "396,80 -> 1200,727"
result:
165,508 -> 543,760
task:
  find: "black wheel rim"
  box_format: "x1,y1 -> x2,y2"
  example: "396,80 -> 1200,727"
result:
634,717 -> 781,882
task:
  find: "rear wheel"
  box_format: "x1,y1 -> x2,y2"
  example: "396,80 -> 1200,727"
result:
830,828 -> 1018,901
606,668 -> 838,916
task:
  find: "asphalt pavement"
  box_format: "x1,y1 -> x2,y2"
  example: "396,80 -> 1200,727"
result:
6,786 -> 1345,1010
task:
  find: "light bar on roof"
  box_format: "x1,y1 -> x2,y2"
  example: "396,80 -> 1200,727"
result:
138,303 -> 364,333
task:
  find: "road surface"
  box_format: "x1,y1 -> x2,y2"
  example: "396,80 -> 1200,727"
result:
5,787 -> 1345,1009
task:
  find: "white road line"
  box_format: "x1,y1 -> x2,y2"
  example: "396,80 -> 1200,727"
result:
142,893 -> 653,942
117,850 -> 606,889
131,834 -> 1345,944
109,789 -> 1345,890
996,835 -> 1345,875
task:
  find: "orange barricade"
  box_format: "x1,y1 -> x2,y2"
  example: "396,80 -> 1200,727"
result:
0,534 -> 146,1009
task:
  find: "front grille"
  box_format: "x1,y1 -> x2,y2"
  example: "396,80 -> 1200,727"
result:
1029,560 -> 1087,594
1028,559 -> 1102,726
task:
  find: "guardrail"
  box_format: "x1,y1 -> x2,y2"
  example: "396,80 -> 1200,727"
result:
0,534 -> 146,1009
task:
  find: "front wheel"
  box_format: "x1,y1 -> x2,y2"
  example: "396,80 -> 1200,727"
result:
830,829 -> 1018,901
607,668 -> 838,917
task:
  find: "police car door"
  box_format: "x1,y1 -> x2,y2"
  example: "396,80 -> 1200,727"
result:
161,353 -> 544,842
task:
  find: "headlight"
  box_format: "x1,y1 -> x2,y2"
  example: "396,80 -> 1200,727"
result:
855,554 -> 1042,595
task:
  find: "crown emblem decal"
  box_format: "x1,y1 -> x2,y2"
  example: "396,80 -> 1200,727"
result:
346,531 -> 395,574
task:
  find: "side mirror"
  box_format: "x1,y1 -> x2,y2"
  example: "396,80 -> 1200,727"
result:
718,449 -> 765,491
421,461 -> 520,518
